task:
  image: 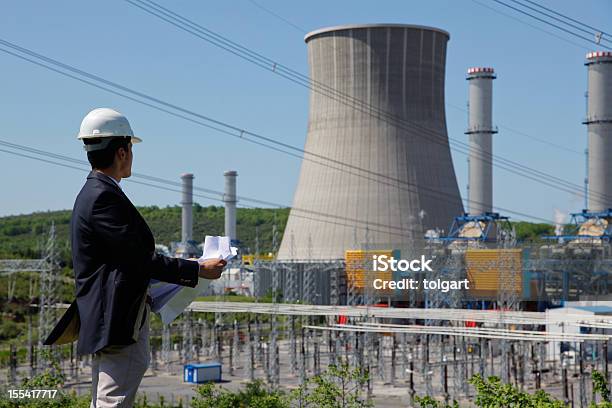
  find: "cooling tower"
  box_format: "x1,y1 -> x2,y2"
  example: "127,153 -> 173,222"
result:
466,67 -> 496,215
585,51 -> 612,211
277,24 -> 464,260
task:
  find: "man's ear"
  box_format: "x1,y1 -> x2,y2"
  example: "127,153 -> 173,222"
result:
117,146 -> 127,161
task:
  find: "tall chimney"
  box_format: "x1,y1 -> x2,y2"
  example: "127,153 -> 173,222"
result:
181,173 -> 194,242
224,170 -> 237,241
585,51 -> 612,211
466,67 -> 497,215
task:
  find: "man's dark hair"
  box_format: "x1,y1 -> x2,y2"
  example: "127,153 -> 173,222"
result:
85,137 -> 131,169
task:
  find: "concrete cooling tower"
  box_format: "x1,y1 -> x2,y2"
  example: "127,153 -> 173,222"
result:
277,24 -> 464,260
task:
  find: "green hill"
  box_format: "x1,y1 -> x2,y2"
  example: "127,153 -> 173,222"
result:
0,206 -> 554,266
0,205 -> 290,266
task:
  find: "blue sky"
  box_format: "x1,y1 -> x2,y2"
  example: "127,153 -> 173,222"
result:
0,0 -> 610,224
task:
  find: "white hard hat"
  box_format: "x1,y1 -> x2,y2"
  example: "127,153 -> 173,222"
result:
77,108 -> 142,151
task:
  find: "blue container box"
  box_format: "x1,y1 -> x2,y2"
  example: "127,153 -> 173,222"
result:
184,362 -> 222,383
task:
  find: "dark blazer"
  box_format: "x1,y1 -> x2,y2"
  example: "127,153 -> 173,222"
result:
45,171 -> 199,355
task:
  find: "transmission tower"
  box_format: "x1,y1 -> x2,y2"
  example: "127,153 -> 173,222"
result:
303,235 -> 317,305
497,228 -> 520,384
269,223 -> 280,387
181,311 -> 194,362
37,223 -> 60,369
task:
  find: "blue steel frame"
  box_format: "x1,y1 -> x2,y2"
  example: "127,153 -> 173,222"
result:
428,212 -> 511,243
541,208 -> 612,242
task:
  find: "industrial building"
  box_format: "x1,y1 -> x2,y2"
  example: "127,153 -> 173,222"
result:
2,15 -> 612,407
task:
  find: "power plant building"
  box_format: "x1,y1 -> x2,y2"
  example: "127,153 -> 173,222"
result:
277,24 -> 464,260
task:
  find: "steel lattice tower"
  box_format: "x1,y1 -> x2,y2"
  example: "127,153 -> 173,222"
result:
37,223 -> 59,369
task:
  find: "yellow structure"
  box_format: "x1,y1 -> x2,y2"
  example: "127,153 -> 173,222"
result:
465,249 -> 523,297
242,253 -> 275,266
345,250 -> 395,292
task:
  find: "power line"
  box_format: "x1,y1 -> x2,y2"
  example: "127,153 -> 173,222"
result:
508,0 -> 611,45
246,0 -> 587,158
0,145 -> 434,238
470,0 -> 590,50
1,145 -> 408,238
247,0 -> 307,34
239,0 -> 587,159
125,0 -> 608,203
0,140 -> 447,235
2,139 -> 557,246
0,38 -> 560,223
520,0 -> 610,41
0,147 -> 223,204
241,0 -> 586,158
446,103 -> 583,156
490,0 -> 611,50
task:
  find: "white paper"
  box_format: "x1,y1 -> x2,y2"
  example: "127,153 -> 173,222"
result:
153,236 -> 237,324
200,235 -> 238,262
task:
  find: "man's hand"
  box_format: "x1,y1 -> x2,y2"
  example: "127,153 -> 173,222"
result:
198,258 -> 226,279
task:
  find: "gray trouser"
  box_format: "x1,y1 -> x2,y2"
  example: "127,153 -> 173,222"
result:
90,305 -> 150,408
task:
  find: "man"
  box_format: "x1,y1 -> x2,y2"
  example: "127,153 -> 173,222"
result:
45,108 -> 226,407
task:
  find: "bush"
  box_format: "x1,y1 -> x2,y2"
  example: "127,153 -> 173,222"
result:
0,350 -> 89,408
292,363 -> 372,408
191,364 -> 370,408
192,379 -> 288,408
469,375 -> 566,408
414,395 -> 459,407
0,321 -> 20,341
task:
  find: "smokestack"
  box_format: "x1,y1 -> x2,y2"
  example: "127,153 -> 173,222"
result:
585,51 -> 612,211
466,67 -> 497,215
224,170 -> 237,241
181,173 -> 194,242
